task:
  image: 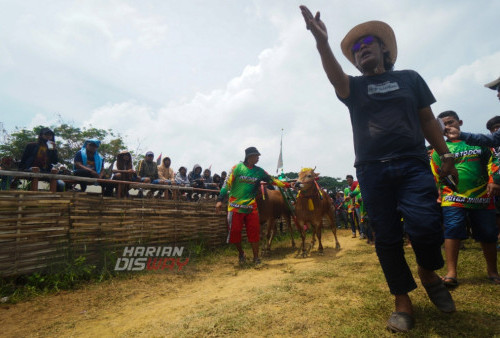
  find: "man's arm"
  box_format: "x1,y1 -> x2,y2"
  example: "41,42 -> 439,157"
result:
300,6 -> 350,98
98,162 -> 105,179
136,160 -> 144,177
215,166 -> 236,213
216,166 -> 236,204
446,126 -> 500,147
461,130 -> 500,148
418,107 -> 458,182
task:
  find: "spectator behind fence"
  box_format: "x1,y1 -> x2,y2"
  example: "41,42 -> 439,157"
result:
73,139 -> 105,192
108,151 -> 138,197
136,151 -> 160,198
158,156 -> 175,184
174,166 -> 191,200
0,157 -> 17,190
174,166 -> 190,185
213,173 -> 221,187
19,127 -> 65,191
203,168 -> 216,188
219,171 -> 227,189
188,164 -> 204,189
136,151 -> 159,184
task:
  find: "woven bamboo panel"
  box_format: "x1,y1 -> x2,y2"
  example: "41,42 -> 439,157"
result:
0,191 -> 227,277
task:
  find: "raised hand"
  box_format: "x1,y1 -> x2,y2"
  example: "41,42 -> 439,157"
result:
299,5 -> 328,44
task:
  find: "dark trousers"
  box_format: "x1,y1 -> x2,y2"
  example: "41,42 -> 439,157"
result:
73,169 -> 95,192
356,157 -> 444,295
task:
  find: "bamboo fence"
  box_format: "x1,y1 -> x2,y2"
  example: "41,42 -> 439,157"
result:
0,191 -> 227,277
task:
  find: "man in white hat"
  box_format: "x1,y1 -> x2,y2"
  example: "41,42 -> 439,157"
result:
485,76 -> 500,102
300,6 -> 457,332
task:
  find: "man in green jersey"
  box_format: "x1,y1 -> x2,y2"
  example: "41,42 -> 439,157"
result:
431,111 -> 500,286
215,147 -> 288,265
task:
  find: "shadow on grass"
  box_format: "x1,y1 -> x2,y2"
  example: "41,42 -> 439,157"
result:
413,306 -> 500,336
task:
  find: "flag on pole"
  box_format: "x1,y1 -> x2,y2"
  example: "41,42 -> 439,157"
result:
156,153 -> 162,165
276,129 -> 283,174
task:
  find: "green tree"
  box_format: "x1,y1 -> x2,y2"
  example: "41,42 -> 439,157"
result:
279,171 -> 347,194
0,128 -> 37,162
317,176 -> 347,193
0,123 -> 129,168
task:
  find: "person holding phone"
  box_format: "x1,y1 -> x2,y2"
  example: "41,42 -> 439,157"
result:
19,127 -> 65,191
431,110 -> 500,288
300,6 -> 458,332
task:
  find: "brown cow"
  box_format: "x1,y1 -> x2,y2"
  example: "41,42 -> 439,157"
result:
256,183 -> 295,254
294,168 -> 341,256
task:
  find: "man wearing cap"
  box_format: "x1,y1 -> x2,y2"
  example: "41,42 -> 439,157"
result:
300,7 -> 457,332
215,147 -> 289,266
73,139 -> 105,192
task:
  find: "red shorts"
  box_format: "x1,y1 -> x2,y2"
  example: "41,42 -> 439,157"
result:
227,211 -> 260,243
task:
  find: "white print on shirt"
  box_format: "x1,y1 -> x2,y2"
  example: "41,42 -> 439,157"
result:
367,81 -> 400,95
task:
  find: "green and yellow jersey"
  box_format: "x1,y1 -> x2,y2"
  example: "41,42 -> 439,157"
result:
430,140 -> 500,209
218,162 -> 285,214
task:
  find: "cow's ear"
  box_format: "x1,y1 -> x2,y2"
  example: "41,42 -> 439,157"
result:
315,173 -> 320,177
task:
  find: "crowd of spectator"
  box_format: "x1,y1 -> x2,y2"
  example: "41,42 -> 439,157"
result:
0,137 -> 226,200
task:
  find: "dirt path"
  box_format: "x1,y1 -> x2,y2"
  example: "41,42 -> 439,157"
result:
2,230 -> 368,337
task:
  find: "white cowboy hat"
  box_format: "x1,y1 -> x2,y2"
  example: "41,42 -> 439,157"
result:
484,76 -> 500,90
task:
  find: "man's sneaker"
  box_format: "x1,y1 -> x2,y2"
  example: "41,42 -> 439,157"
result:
253,258 -> 262,265
238,254 -> 246,265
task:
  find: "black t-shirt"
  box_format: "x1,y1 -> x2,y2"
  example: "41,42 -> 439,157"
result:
338,70 -> 436,166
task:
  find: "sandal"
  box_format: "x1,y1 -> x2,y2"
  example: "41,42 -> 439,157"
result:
423,279 -> 456,313
487,276 -> 500,285
238,254 -> 246,265
441,276 -> 459,288
386,312 -> 414,333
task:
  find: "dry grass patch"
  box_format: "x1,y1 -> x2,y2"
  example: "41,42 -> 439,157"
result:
1,230 -> 499,337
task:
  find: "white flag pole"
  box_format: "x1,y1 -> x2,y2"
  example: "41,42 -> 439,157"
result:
276,128 -> 283,174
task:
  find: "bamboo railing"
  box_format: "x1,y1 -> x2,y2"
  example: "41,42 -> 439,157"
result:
0,188 -> 227,277
0,169 -> 220,199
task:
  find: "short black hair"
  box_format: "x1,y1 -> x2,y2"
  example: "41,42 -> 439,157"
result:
346,174 -> 354,180
437,110 -> 460,121
486,116 -> 500,131
378,38 -> 395,71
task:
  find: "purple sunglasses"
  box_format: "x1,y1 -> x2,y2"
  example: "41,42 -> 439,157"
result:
351,35 -> 376,53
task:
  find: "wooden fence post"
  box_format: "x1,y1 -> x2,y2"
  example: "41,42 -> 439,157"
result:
117,182 -> 123,198
50,168 -> 58,192
30,167 -> 40,191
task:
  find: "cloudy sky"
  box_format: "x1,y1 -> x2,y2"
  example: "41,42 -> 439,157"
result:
1,0 -> 499,179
